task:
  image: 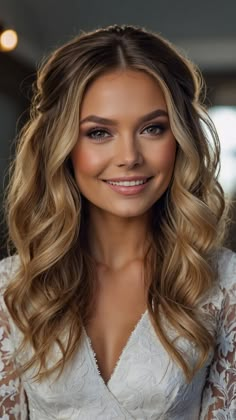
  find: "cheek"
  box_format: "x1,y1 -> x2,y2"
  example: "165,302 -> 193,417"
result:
151,139 -> 177,171
71,144 -> 103,177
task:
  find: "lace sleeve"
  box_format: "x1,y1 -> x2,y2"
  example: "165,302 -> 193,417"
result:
0,256 -> 28,420
200,252 -> 236,420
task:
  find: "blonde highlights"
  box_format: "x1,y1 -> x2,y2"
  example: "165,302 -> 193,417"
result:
4,24 -> 229,382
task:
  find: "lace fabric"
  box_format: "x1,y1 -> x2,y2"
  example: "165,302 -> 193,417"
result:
200,249 -> 236,419
0,248 -> 235,420
82,309 -> 148,387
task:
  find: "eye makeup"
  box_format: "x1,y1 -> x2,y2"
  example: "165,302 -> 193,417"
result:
83,120 -> 170,142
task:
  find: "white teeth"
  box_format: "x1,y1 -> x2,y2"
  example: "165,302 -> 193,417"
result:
107,179 -> 147,186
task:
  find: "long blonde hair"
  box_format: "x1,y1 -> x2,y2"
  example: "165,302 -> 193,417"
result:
4,24 -> 229,382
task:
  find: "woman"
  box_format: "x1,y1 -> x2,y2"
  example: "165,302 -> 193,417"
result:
0,24 -> 235,419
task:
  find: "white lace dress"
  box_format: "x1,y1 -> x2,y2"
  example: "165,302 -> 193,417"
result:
0,247 -> 236,420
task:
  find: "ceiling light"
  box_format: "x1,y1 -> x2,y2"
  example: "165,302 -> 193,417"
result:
0,27 -> 18,51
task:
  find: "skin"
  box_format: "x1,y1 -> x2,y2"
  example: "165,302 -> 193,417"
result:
71,69 -> 177,271
71,69 -> 177,382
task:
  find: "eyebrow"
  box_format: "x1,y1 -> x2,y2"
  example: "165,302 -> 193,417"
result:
79,109 -> 168,126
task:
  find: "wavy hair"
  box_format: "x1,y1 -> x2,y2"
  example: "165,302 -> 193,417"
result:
4,24 -> 230,382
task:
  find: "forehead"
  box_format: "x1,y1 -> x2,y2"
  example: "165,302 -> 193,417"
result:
80,69 -> 167,118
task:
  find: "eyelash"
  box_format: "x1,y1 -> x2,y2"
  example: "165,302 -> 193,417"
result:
85,124 -> 167,141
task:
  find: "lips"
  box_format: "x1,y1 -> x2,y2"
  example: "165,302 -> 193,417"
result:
103,176 -> 153,196
103,176 -> 153,183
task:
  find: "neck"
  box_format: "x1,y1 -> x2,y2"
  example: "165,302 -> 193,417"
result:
87,209 -> 151,271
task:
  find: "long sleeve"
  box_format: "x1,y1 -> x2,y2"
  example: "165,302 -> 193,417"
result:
200,251 -> 236,419
0,256 -> 28,420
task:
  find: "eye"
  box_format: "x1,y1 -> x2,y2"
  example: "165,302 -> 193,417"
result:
142,124 -> 166,136
86,128 -> 111,141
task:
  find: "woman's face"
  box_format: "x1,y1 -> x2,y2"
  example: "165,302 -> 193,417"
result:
71,69 -> 177,219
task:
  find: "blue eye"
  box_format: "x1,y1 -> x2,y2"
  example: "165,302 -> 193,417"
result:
85,123 -> 167,141
86,128 -> 110,140
142,124 -> 165,135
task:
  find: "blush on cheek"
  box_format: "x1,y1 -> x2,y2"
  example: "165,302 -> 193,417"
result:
154,139 -> 177,170
165,143 -> 177,168
71,148 -> 101,176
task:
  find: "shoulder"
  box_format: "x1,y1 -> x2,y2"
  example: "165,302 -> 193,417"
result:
200,248 -> 236,417
0,254 -> 20,292
0,256 -> 20,340
201,247 -> 236,313
215,246 -> 236,290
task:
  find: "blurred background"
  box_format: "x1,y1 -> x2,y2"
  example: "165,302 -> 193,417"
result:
0,0 -> 235,258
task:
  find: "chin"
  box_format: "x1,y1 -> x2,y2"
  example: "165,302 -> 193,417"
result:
107,206 -> 151,219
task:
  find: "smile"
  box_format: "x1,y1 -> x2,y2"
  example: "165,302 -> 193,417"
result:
106,179 -> 147,186
103,177 -> 153,196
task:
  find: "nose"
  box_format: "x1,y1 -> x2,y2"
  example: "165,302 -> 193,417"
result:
115,136 -> 144,168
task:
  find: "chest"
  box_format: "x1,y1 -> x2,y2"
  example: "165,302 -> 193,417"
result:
84,264 -> 148,384
22,310 -> 208,420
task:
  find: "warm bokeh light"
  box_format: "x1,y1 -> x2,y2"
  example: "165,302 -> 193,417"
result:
0,29 -> 18,51
209,106 -> 236,196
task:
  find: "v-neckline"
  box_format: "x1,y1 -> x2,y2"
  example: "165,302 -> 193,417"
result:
83,308 -> 148,387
